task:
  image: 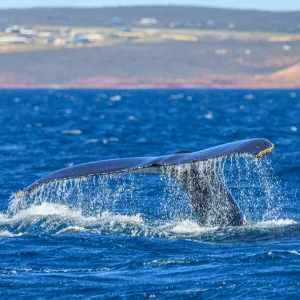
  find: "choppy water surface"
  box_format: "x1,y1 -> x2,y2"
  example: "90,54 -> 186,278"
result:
0,89 -> 299,299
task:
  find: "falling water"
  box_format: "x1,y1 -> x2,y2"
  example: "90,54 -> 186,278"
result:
9,154 -> 283,224
160,154 -> 283,224
9,173 -> 144,217
218,154 -> 283,222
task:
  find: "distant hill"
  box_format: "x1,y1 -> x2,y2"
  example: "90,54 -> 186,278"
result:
0,6 -> 300,33
1,6 -> 300,88
0,39 -> 299,88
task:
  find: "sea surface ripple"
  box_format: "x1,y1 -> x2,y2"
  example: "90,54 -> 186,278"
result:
0,89 -> 299,299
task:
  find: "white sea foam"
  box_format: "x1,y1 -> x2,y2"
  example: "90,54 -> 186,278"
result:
288,250 -> 300,256
256,219 -> 297,227
0,230 -> 23,237
56,226 -> 88,234
1,202 -> 298,230
244,93 -> 254,100
0,202 -> 148,235
2,201 -> 297,240
169,94 -> 184,100
98,211 -> 144,225
160,219 -> 216,234
61,129 -> 82,135
12,202 -> 84,220
0,212 -> 298,239
110,95 -> 122,101
268,250 -> 300,256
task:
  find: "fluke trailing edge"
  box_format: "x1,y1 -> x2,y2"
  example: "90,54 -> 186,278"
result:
18,138 -> 274,226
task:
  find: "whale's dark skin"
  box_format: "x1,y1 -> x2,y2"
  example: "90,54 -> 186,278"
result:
18,138 -> 274,226
169,165 -> 246,226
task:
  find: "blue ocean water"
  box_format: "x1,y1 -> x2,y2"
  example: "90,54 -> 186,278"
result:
0,89 -> 299,299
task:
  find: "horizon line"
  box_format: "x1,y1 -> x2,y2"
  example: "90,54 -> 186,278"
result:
0,4 -> 299,13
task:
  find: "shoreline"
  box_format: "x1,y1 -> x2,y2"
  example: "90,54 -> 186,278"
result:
1,69 -> 300,90
0,84 -> 300,90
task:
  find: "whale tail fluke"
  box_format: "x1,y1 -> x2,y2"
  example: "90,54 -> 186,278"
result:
15,138 -> 274,226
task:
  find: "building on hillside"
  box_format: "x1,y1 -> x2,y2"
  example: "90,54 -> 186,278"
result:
138,18 -> 158,26
37,31 -> 53,38
1,26 -> 9,32
111,29 -> 145,39
0,36 -> 28,44
48,37 -> 66,46
160,34 -> 198,42
2,25 -> 21,34
168,21 -> 187,28
20,28 -> 37,37
72,33 -> 91,44
84,34 -> 104,42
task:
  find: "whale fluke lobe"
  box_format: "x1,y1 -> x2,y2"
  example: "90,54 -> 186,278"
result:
18,138 -> 274,226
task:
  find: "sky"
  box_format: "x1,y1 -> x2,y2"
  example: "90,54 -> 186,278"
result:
1,0 -> 300,11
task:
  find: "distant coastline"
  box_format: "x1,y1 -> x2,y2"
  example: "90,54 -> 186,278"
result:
0,6 -> 300,89
1,68 -> 300,89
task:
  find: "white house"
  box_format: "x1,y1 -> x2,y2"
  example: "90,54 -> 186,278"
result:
3,25 -> 21,34
0,36 -> 28,44
138,18 -> 158,26
20,28 -> 37,37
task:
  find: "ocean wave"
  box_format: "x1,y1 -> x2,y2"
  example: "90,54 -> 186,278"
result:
1,202 -> 299,242
268,250 -> 300,256
256,219 -> 298,227
0,230 -> 23,237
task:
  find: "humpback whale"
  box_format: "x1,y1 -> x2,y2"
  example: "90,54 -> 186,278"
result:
17,138 -> 274,226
